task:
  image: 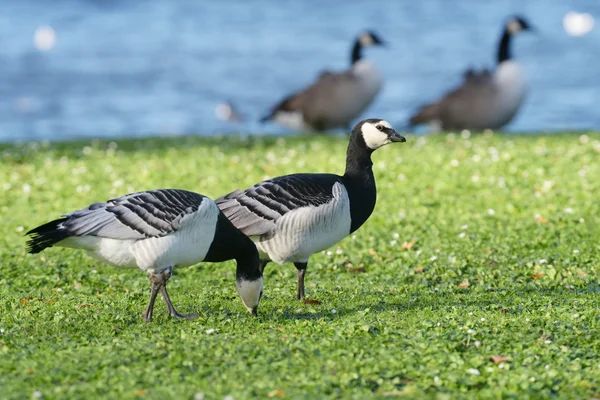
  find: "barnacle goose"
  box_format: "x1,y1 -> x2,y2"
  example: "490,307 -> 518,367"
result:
26,189 -> 263,321
261,31 -> 385,132
409,16 -> 533,131
217,119 -> 405,299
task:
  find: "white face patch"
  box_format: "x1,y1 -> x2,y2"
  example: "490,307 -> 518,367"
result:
507,19 -> 522,34
361,120 -> 393,149
359,33 -> 375,47
236,278 -> 263,314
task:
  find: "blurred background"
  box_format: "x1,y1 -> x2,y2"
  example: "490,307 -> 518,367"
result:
0,0 -> 598,142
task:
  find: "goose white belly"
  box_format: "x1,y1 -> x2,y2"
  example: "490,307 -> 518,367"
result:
255,182 -> 352,264
491,61 -> 527,128
57,203 -> 219,271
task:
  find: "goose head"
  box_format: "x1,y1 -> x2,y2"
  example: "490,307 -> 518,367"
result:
355,119 -> 406,150
358,31 -> 385,47
506,16 -> 533,36
236,276 -> 263,316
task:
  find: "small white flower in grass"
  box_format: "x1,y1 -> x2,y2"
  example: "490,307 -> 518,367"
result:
436,322 -> 441,326
450,159 -> 459,167
331,309 -> 337,314
498,363 -> 506,369
545,340 -> 552,344
573,314 -> 579,318
205,328 -> 216,335
545,365 -> 550,369
194,393 -> 205,400
467,329 -> 475,335
434,287 -> 439,291
487,209 -> 495,216
459,232 -> 466,239
113,179 -> 123,188
474,340 -> 481,347
467,368 -> 480,376
57,288 -> 62,292
82,146 -> 92,155
224,396 -> 234,400
0,328 -> 4,333
397,173 -> 406,181
392,232 -> 400,239
23,184 -> 31,194
390,240 -> 397,246
33,391 -> 43,399
335,249 -> 343,255
539,259 -> 547,264
480,317 -> 485,321
434,376 -> 440,384
91,269 -> 97,274
326,251 -> 333,257
579,134 -> 590,144
471,175 -> 480,183
295,308 -> 302,313
415,250 -> 422,257
351,235 -> 357,240
16,226 -> 24,233
525,318 -> 530,322
472,154 -> 481,162
573,250 -> 579,254
468,312 -> 473,316
461,130 -> 471,139
563,207 -> 574,214
579,218 -> 585,223
430,256 -> 437,261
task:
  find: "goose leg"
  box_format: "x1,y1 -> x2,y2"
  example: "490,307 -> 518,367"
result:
142,271 -> 164,322
294,262 -> 307,300
158,267 -> 198,319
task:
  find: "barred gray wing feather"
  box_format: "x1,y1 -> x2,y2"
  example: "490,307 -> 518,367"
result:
62,189 -> 207,240
216,174 -> 339,238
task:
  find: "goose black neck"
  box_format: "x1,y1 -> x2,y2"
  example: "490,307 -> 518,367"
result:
351,39 -> 363,65
342,136 -> 376,233
235,243 -> 262,281
497,30 -> 512,64
205,212 -> 261,282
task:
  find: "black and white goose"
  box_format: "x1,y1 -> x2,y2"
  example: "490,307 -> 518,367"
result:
217,119 -> 405,299
409,16 -> 533,131
25,189 -> 263,321
261,31 -> 385,132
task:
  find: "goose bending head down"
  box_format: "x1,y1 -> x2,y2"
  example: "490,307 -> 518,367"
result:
217,119 -> 406,300
25,189 -> 263,321
261,31 -> 385,132
409,16 -> 533,131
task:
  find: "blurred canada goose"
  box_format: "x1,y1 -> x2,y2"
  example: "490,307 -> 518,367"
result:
217,119 -> 406,300
261,31 -> 385,132
409,16 -> 533,131
26,189 -> 263,321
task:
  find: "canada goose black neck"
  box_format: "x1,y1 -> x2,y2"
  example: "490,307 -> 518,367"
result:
497,29 -> 512,64
351,39 -> 363,65
342,131 -> 376,233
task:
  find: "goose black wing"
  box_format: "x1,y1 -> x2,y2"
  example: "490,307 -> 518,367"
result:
216,173 -> 340,238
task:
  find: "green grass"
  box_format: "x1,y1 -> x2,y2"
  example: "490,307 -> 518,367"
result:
1,132 -> 599,399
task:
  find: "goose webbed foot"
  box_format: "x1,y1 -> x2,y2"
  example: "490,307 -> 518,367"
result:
159,285 -> 198,319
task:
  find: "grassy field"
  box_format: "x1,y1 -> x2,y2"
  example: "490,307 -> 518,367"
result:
1,131 -> 599,399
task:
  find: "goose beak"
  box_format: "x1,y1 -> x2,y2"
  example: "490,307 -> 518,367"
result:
390,131 -> 407,143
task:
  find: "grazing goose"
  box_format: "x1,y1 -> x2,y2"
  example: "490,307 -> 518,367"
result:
409,16 -> 533,131
261,31 -> 385,132
26,189 -> 263,321
217,119 -> 405,299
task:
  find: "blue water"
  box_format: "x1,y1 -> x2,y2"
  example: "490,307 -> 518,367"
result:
1,0 -> 599,142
